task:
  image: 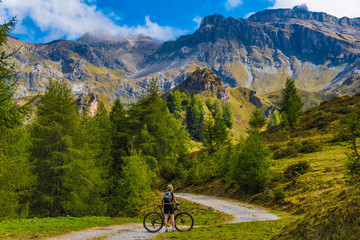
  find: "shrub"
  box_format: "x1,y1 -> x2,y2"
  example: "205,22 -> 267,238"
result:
284,161 -> 311,180
273,186 -> 286,201
345,153 -> 360,176
273,145 -> 298,159
297,140 -> 322,153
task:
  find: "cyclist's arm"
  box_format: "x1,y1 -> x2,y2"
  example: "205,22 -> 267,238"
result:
161,193 -> 165,205
173,193 -> 179,204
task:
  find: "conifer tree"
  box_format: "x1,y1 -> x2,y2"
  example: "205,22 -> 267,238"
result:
0,17 -> 34,218
203,114 -> 230,152
231,130 -> 270,193
130,78 -> 189,159
166,91 -> 182,119
116,152 -> 152,216
249,107 -> 266,130
186,93 -> 204,141
279,77 -> 304,128
223,102 -> 234,129
30,79 -> 102,216
109,99 -> 131,174
82,101 -> 112,214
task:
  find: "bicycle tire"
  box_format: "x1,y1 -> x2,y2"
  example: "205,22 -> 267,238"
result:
143,212 -> 163,232
175,212 -> 194,232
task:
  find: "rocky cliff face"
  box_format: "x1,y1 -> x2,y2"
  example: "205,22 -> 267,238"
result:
168,68 -> 230,104
8,5 -> 360,101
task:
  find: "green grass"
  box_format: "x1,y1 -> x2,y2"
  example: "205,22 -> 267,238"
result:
0,216 -> 140,239
136,191 -> 231,226
154,218 -> 293,240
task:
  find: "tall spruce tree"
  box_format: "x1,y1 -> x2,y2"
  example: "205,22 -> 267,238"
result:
131,79 -> 189,158
223,102 -> 234,129
0,17 -> 34,218
166,91 -> 182,119
249,107 -> 266,130
203,114 -> 230,152
279,77 -> 304,128
30,79 -> 103,216
81,101 -> 112,214
186,93 -> 204,141
128,78 -> 190,179
109,99 -> 131,175
231,130 -> 270,193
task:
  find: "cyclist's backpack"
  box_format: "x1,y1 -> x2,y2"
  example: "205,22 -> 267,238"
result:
164,191 -> 173,204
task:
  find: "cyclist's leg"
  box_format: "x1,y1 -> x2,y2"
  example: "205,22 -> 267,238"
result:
170,214 -> 175,229
164,205 -> 169,231
170,205 -> 175,231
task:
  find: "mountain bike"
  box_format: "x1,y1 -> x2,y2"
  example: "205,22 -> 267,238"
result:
143,203 -> 194,232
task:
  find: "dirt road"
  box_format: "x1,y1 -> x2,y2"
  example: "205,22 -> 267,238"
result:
176,193 -> 279,223
48,193 -> 279,240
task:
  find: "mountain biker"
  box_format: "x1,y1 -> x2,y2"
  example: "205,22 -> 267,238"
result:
161,184 -> 179,232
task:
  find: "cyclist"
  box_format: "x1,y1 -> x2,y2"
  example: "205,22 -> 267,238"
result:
161,184 -> 179,232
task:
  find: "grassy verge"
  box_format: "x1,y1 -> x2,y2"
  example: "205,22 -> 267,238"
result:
135,192 -> 230,226
0,195 -> 228,239
154,217 -> 294,239
0,216 -> 140,239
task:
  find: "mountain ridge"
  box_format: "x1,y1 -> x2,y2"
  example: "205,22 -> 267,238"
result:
7,6 -> 360,101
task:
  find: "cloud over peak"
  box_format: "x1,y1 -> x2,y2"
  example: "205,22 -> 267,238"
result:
225,0 -> 243,10
0,0 -> 187,42
269,0 -> 360,18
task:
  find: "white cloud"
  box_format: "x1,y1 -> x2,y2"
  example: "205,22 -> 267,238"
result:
0,0 -> 187,42
193,16 -> 203,29
244,12 -> 255,19
269,0 -> 360,18
225,0 -> 243,10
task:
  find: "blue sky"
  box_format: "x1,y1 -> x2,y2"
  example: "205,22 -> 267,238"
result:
1,0 -> 359,43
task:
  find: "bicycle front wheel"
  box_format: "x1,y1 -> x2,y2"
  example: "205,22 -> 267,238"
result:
143,212 -> 163,232
175,212 -> 194,232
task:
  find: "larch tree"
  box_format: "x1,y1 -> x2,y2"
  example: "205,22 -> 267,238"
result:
0,17 -> 34,218
279,77 -> 304,128
30,79 -> 102,216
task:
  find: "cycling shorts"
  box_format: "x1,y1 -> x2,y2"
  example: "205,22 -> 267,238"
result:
164,204 -> 174,215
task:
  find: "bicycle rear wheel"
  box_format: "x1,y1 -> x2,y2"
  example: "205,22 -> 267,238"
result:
175,212 -> 194,232
143,212 -> 163,232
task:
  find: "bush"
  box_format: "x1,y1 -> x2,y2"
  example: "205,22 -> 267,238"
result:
345,153 -> 360,176
273,145 -> 298,159
284,161 -> 311,180
297,140 -> 322,153
273,186 -> 286,201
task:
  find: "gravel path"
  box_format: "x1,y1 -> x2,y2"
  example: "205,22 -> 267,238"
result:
176,193 -> 280,223
47,223 -> 159,240
48,193 -> 279,240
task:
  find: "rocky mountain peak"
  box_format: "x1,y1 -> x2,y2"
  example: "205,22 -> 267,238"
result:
248,6 -> 339,23
168,68 -> 230,103
200,14 -> 228,28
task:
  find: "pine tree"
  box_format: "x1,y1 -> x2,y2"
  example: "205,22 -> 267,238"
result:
0,17 -> 34,218
249,107 -> 266,130
131,83 -> 189,159
223,102 -> 234,129
231,130 -> 270,193
82,101 -> 112,214
116,152 -> 152,216
279,77 -> 304,128
166,91 -> 182,119
109,99 -> 131,175
128,78 -> 190,179
30,79 -> 102,216
186,93 -> 204,141
203,114 -> 230,152
338,113 -> 360,176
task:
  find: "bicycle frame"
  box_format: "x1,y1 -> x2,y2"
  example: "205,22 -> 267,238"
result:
155,203 -> 180,221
